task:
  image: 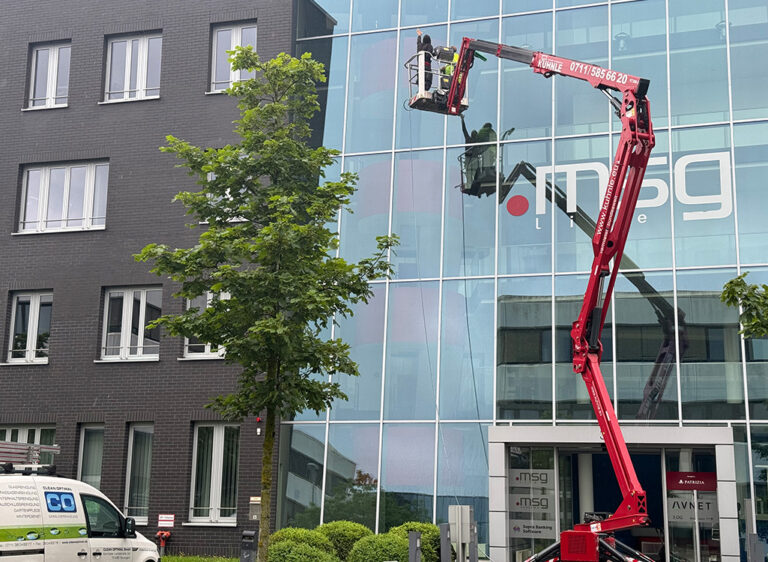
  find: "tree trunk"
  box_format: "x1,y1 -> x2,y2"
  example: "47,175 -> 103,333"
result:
257,403 -> 276,562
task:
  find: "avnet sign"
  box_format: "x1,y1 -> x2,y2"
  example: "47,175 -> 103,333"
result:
520,151 -> 732,223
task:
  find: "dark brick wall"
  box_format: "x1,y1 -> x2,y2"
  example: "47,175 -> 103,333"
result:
0,0 -> 295,554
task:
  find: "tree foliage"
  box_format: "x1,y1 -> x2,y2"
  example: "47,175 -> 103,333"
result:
135,48 -> 396,562
721,272 -> 768,338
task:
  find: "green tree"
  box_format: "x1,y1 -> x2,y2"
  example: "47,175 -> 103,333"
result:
136,49 -> 396,562
721,272 -> 768,338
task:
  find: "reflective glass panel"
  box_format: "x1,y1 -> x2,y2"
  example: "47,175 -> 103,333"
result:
451,1 -> 498,20
297,0 -> 350,37
23,170 -> 41,231
129,39 -> 139,98
554,136 -> 610,273
146,37 -> 162,96
340,153 -> 391,265
396,25 -> 447,150
500,12 -> 553,140
554,7 -> 609,136
443,146 -> 495,277
729,0 -> 768,119
447,20 -> 499,147
614,271 -> 679,420
126,425 -> 153,519
384,282 -> 439,420
436,424 -> 489,547
676,268 -> 744,420
105,293 -> 123,356
331,285 -> 386,421
219,426 -> 239,517
11,297 -> 30,359
380,423 -> 434,530
440,280 -> 494,420
32,48 -> 49,106
298,36 -> 348,150
497,141 -> 553,276
401,0 -> 448,27
80,426 -> 104,489
67,166 -> 86,226
391,150 -> 443,279
503,0 -> 552,15
277,424 -> 325,528
352,0 -> 397,32
619,130 -> 673,270
323,424 -> 379,529
668,0 -> 729,125
36,295 -> 52,359
671,126 -> 735,267
295,324 -> 331,422
749,425 -> 768,538
556,273 -> 613,420
46,168 -> 66,229
345,31 -> 397,153
55,46 -> 70,104
508,446 -> 557,555
143,289 -> 161,355
740,269 -> 768,419
734,122 -> 768,265
497,276 -> 552,420
108,40 -> 126,100
92,164 -> 109,226
611,0 -> 668,129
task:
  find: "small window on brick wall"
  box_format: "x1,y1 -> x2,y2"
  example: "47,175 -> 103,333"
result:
8,292 -> 52,363
28,42 -> 71,109
210,22 -> 256,92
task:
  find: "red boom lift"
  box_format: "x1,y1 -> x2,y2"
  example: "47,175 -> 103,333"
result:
407,39 -> 656,562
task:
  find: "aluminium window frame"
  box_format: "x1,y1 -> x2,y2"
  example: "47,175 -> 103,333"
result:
19,161 -> 109,233
188,422 -> 240,524
104,33 -> 162,102
209,22 -> 257,92
27,42 -> 71,109
7,292 -> 52,364
124,423 -> 154,525
183,292 -> 228,359
100,287 -> 162,360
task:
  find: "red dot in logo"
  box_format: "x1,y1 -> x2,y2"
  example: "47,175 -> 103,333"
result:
506,195 -> 529,216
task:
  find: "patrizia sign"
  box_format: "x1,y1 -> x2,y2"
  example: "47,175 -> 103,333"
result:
666,471 -> 717,492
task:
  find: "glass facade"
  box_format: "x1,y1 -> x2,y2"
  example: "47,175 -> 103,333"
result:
282,0 -> 768,555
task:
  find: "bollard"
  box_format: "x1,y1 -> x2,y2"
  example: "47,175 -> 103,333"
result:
439,523 -> 452,562
409,530 -> 422,562
240,530 -> 257,562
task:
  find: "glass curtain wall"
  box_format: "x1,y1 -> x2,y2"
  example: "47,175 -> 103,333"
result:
286,0 -> 768,554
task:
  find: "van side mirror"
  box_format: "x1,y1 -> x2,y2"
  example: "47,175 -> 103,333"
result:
124,517 -> 136,538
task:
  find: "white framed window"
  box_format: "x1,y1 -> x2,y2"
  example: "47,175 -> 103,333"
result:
184,292 -> 228,358
210,23 -> 256,92
125,424 -> 153,525
0,426 -> 56,464
19,162 -> 109,233
101,287 -> 162,360
8,292 -> 52,363
78,425 -> 104,490
28,42 -> 71,109
105,34 -> 162,101
189,423 -> 240,523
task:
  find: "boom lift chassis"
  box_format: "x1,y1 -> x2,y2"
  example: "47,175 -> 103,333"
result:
409,39 -> 656,561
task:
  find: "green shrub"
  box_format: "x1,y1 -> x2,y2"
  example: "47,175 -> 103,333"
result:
316,520 -> 373,561
347,533 -> 408,562
267,540 -> 340,562
388,522 -> 441,562
269,528 -> 336,556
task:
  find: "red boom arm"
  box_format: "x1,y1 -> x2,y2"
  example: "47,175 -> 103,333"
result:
448,38 -> 656,550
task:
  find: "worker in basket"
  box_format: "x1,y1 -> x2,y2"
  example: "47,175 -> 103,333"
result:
460,114 -> 497,196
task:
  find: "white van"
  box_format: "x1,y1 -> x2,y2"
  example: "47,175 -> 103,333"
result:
0,471 -> 159,561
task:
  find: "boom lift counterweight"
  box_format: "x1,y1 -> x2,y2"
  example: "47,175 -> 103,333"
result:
407,38 -> 656,562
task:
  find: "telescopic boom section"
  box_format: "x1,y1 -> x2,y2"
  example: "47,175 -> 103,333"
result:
448,37 -> 656,547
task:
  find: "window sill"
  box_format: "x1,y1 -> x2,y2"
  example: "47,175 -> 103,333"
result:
98,96 -> 160,105
94,357 -> 160,364
0,361 -> 48,366
182,521 -> 237,527
22,105 -> 68,112
178,356 -> 225,361
12,226 -> 106,236
204,90 -> 227,95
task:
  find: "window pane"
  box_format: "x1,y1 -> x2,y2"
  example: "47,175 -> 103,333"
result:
297,0 -> 350,37
146,37 -> 162,96
497,276 -> 552,420
83,495 -> 121,538
503,0 -> 551,14
440,280 -> 494,420
277,424 -> 325,528
729,0 -> 768,119
742,269 -> 768,419
105,293 -> 123,356
734,123 -> 768,265
55,46 -> 70,104
23,170 -> 41,231
380,424 -> 434,530
67,166 -> 86,226
36,295 -> 52,359
11,297 -> 31,359
143,289 -> 162,355
130,291 -> 141,355
127,426 -> 153,519
451,1 -> 497,20
193,426 -> 214,518
46,168 -> 66,229
213,28 -> 232,90
128,39 -> 139,98
219,426 -> 240,518
186,295 -> 208,354
669,0 -> 729,125
92,164 -> 109,225
677,269 -> 744,420
32,49 -> 49,106
239,27 -> 257,80
351,0 -> 397,31
39,428 -> 56,465
80,427 -> 104,489
384,282 -> 439,420
401,0 -> 448,27
108,40 -> 127,99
